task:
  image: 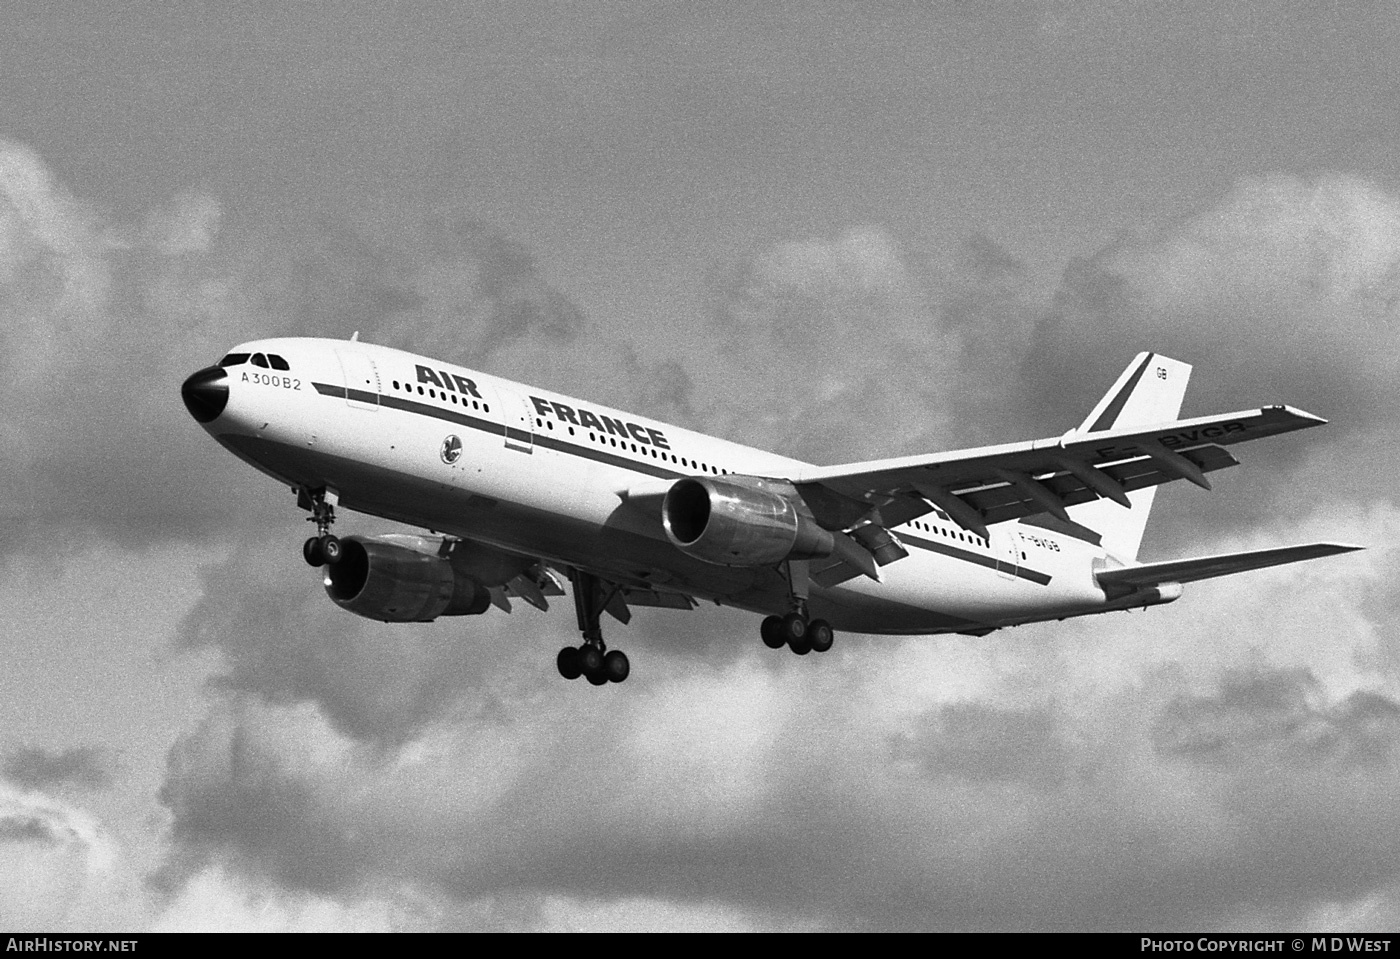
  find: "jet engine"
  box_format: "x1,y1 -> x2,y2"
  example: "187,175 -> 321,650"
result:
662,477 -> 834,567
323,534 -> 492,622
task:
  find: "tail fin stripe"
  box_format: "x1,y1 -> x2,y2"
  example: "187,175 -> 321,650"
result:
1087,352 -> 1155,432
1069,351 -> 1190,561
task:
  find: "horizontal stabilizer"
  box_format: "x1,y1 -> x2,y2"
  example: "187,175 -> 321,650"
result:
1097,543 -> 1362,591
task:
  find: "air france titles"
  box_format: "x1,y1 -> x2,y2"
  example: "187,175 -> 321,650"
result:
416,365 -> 483,399
528,396 -> 670,449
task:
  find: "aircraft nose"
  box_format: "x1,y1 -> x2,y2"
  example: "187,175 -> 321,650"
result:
181,365 -> 229,423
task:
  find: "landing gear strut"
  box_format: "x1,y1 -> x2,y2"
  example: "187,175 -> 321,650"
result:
298,487 -> 342,567
557,569 -> 629,685
759,560 -> 835,656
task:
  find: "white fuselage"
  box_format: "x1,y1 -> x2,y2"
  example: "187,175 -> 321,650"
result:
200,338 -> 1122,635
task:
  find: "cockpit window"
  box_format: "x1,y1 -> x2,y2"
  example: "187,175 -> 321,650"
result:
220,353 -> 250,367
251,353 -> 269,368
267,354 -> 290,371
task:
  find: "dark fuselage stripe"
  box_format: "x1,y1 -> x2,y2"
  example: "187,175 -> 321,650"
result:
309,380 -> 1051,584
896,533 -> 1053,586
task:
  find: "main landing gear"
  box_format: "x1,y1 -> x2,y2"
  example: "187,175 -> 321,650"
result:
759,560 -> 835,656
557,569 -> 629,685
760,610 -> 835,656
298,487 -> 343,567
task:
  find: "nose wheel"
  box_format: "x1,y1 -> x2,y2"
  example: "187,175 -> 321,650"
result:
302,533 -> 343,566
297,487 -> 342,567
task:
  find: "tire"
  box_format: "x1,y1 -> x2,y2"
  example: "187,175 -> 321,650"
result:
579,645 -> 604,675
806,619 -> 834,653
303,537 -> 324,567
760,615 -> 787,649
319,534 -> 343,564
557,646 -> 582,680
780,612 -> 807,642
603,650 -> 630,684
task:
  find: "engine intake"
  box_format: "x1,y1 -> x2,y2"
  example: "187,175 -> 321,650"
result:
662,477 -> 833,567
324,535 -> 491,622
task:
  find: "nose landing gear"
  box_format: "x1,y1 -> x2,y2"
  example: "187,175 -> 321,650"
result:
298,487 -> 342,567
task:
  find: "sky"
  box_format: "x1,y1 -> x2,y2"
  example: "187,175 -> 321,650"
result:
2,0 -> 1399,932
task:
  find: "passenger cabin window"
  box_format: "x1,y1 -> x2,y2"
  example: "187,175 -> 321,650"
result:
220,353 -> 250,367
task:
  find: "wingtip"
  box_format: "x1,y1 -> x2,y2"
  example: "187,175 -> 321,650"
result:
1270,404 -> 1328,426
1305,542 -> 1366,557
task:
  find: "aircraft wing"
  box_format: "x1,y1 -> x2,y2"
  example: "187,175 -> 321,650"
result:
782,405 -> 1326,539
1096,543 -> 1363,592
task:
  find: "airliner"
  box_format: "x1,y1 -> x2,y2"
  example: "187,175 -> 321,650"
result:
181,338 -> 1360,685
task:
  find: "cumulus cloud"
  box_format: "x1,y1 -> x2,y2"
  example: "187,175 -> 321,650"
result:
173,533 -> 573,747
1155,666 -> 1400,767
3,745 -> 113,792
3,0 -> 1398,932
152,498 -> 1398,930
0,143 -> 681,557
1026,175 -> 1400,434
1012,174 -> 1400,549
701,227 -> 960,462
0,783 -> 126,928
150,865 -> 407,932
126,163 -> 1400,929
0,141 -> 276,549
152,623 -> 1400,930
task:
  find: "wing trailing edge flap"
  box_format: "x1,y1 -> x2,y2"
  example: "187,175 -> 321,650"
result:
1096,543 -> 1363,594
787,405 -> 1325,538
489,563 -> 568,613
504,565 -> 567,611
619,587 -> 698,610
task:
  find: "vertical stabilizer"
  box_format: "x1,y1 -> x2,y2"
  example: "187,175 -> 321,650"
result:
1068,353 -> 1192,561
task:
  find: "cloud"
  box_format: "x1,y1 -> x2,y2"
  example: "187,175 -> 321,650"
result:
153,530 -> 1400,929
0,140 -> 701,564
173,534 -> 552,747
0,814 -> 60,844
113,161 -> 1397,929
893,700 -> 1072,787
1155,666 -> 1400,765
149,865 -> 401,931
1009,174 -> 1400,549
700,227 -> 1026,463
1026,175 -> 1400,431
0,141 -> 277,550
3,746 -> 113,792
0,783 -> 125,928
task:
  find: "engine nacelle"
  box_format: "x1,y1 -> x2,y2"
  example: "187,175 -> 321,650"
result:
323,535 -> 491,622
661,477 -> 834,567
